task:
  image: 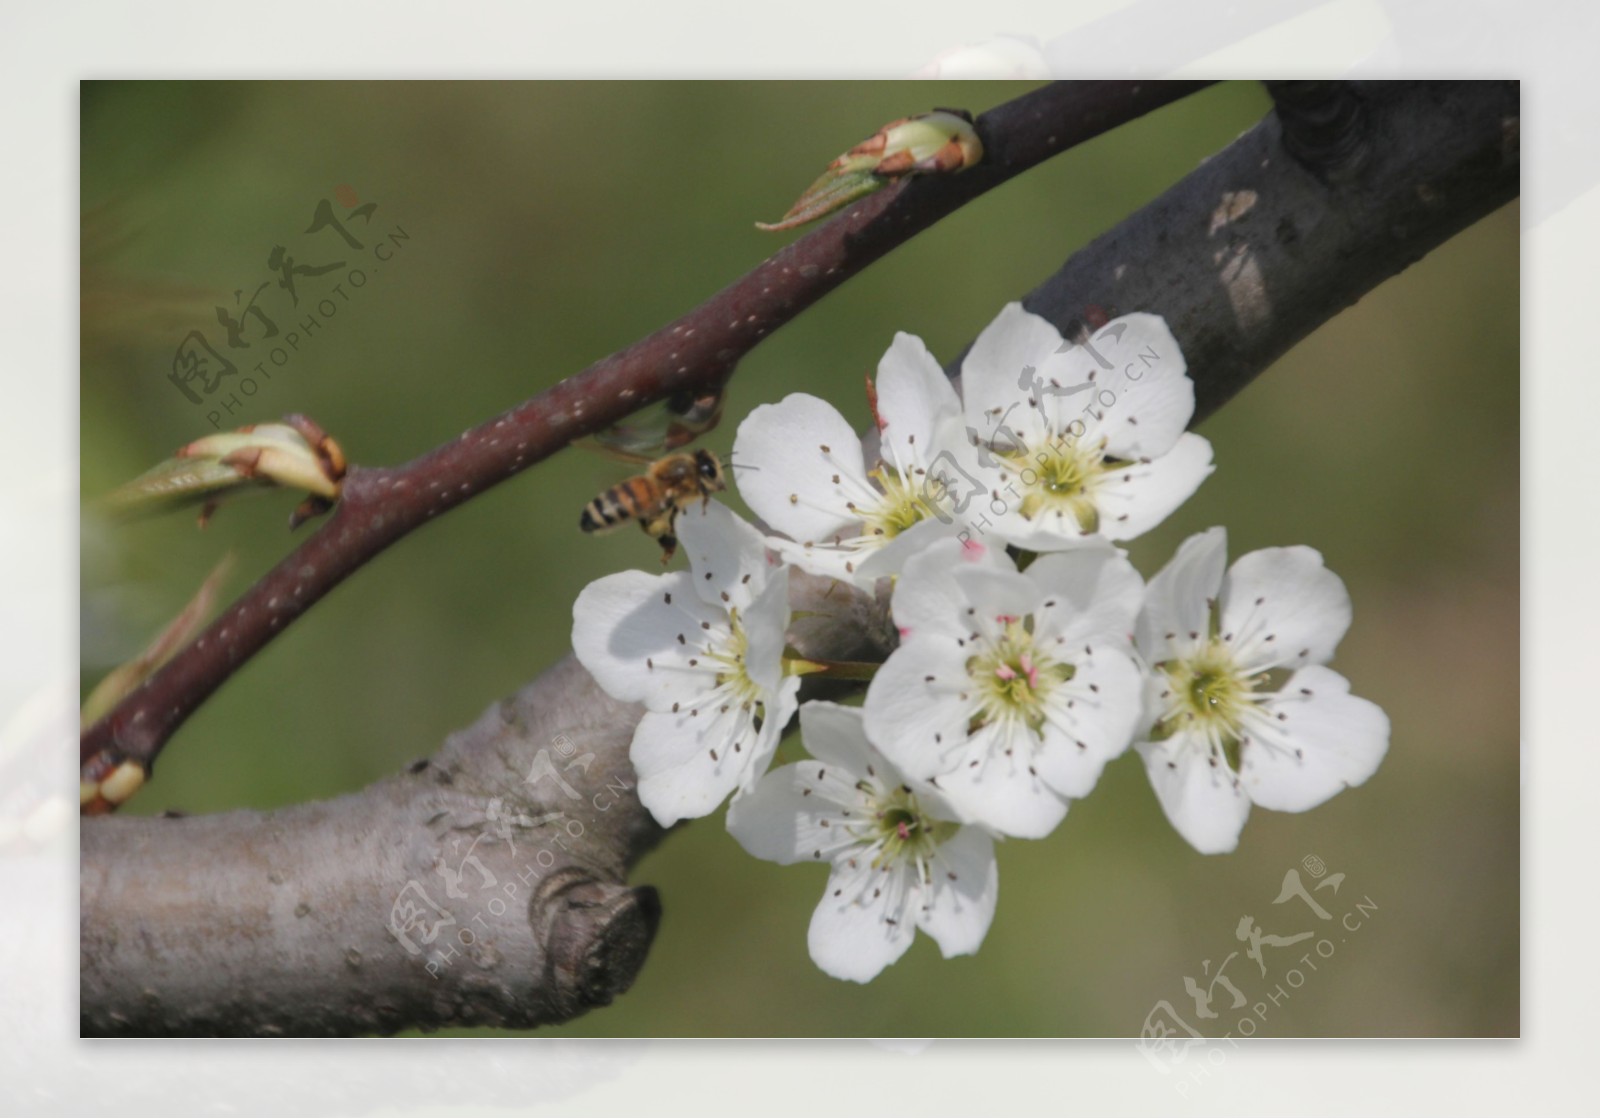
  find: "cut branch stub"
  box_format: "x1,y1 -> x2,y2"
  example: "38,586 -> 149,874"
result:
1264,80 -> 1371,182
536,869 -> 663,1020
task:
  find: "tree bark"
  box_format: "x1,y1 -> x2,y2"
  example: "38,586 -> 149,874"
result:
81,656 -> 662,1035
1016,81 -> 1518,423
80,79 -> 1519,1035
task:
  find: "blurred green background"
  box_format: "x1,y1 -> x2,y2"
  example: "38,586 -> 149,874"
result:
80,81 -> 1518,1037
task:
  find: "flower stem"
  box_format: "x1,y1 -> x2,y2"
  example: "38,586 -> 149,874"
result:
782,655 -> 882,681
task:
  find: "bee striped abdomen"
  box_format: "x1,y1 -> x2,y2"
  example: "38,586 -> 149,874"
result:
578,449 -> 726,563
580,476 -> 661,533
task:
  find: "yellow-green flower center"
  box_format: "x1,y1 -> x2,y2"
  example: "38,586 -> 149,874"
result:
1153,639 -> 1260,765
709,609 -> 764,706
862,782 -> 954,869
859,464 -> 943,540
966,619 -> 1073,734
1002,437 -> 1124,532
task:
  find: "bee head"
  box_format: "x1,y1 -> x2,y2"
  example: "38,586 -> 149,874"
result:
693,449 -> 725,485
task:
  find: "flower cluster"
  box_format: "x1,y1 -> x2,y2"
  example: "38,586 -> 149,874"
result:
572,302 -> 1390,982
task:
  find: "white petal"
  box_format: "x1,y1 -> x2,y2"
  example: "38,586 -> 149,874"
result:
773,515 -> 961,590
740,674 -> 802,796
772,700 -> 959,815
891,536 -> 1010,641
1033,649 -> 1144,798
1067,313 -> 1193,460
1027,545 -> 1144,652
808,860 -> 917,982
726,761 -> 860,865
1221,545 -> 1352,670
1139,663 -> 1174,738
960,302 -> 1063,435
922,412 -> 1027,527
631,706 -> 752,826
676,499 -> 779,611
982,498 -> 1095,552
850,516 -> 966,585
1136,732 -> 1251,854
572,570 -> 724,707
733,394 -> 868,544
1136,526 -> 1228,664
1239,666 -> 1390,812
930,724 -> 1071,838
632,671 -> 795,825
916,826 -> 998,959
1095,433 -> 1215,542
801,698 -> 969,822
863,639 -> 975,776
876,332 -> 962,475
738,570 -> 793,696
796,700 -> 878,775
765,534 -> 868,584
952,564 -> 1040,641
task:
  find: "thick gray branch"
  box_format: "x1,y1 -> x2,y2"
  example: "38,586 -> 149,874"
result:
79,577 -> 890,1037
80,656 -> 663,1036
80,80 -> 1518,1036
1020,80 -> 1518,421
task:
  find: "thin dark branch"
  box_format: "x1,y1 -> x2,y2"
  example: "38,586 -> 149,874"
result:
79,80 -> 1214,794
81,80 -> 1518,1037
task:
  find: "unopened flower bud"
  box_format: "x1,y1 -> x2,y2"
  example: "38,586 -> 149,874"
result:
103,414 -> 347,529
758,109 -> 983,232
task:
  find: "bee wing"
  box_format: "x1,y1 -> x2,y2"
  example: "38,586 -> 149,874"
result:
584,387 -> 726,460
573,436 -> 658,466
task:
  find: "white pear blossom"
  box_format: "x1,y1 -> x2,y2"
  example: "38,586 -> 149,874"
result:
1134,527 -> 1390,854
733,331 -> 968,587
572,500 -> 801,827
863,536 -> 1146,839
948,302 -> 1214,551
726,701 -> 997,983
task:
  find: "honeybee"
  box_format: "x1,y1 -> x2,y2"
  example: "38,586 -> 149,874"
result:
589,386 -> 724,459
579,448 -> 727,563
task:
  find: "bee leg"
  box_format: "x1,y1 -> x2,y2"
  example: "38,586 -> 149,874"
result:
656,533 -> 678,565
640,512 -> 678,565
